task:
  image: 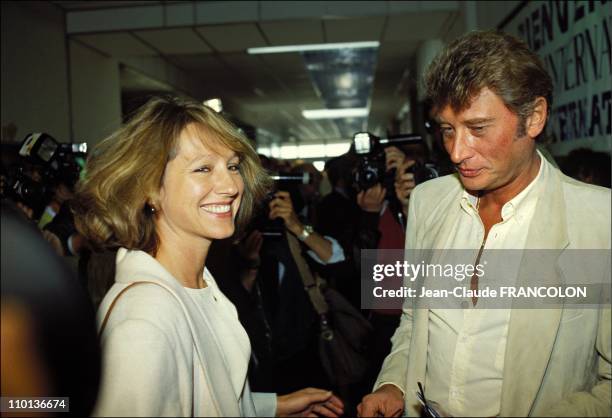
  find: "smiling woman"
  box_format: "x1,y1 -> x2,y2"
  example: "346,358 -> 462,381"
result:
73,96 -> 268,255
71,96 -> 344,417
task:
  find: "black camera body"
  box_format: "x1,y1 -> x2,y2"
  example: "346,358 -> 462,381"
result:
352,132 -> 438,191
251,172 -> 310,238
1,133 -> 86,215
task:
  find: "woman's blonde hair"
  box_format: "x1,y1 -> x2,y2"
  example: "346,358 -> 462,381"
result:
73,96 -> 270,254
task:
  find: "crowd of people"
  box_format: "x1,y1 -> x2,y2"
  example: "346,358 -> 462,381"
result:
1,29 -> 611,417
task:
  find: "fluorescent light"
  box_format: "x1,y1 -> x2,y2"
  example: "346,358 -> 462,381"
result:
203,98 -> 222,112
257,146 -> 270,156
248,41 -> 379,55
312,161 -> 325,171
279,144 -> 298,159
302,107 -> 369,120
325,142 -> 351,157
297,144 -> 326,159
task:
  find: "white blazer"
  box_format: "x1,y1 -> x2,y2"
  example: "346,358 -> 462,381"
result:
375,158 -> 611,416
93,248 -> 277,417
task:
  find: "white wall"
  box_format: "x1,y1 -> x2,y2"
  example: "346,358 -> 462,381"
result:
69,40 -> 122,148
1,1 -> 71,143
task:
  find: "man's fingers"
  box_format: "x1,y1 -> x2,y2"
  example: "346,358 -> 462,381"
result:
274,190 -> 290,199
359,401 -> 379,418
378,187 -> 387,200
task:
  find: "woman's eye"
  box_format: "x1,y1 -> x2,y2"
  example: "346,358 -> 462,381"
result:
228,163 -> 240,172
194,166 -> 210,173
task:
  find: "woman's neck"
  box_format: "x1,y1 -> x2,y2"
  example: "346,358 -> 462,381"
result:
155,237 -> 210,289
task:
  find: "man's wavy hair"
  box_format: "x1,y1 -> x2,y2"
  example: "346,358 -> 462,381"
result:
425,30 -> 553,138
73,96 -> 271,254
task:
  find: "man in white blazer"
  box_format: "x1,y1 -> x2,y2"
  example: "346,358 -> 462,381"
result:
358,30 -> 611,417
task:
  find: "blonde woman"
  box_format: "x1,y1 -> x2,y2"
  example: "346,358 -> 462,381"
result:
73,96 -> 344,417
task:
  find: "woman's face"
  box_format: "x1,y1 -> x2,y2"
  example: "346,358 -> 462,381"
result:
156,125 -> 244,244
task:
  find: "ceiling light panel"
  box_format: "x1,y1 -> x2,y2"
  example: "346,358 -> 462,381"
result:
302,108 -> 369,119
248,41 -> 379,54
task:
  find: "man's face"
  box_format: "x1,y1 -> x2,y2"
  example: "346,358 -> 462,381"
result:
437,88 -> 536,193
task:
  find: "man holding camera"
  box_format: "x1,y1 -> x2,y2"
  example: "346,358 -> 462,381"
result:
231,176 -> 346,394
358,30 -> 610,417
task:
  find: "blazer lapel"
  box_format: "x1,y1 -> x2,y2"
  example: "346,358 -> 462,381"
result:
500,165 -> 569,416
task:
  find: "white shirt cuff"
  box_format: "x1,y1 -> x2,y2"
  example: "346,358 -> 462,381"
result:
307,235 -> 345,265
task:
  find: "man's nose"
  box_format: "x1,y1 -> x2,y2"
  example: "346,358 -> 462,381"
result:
447,130 -> 472,165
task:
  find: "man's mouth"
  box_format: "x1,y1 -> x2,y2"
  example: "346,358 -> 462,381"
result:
458,168 -> 482,178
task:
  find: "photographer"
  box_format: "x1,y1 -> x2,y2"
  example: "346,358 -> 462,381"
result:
211,169 -> 346,398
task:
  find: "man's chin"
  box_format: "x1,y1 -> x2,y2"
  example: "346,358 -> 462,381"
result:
458,176 -> 488,193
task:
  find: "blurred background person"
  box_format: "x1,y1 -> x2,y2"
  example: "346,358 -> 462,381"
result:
1,201 -> 101,416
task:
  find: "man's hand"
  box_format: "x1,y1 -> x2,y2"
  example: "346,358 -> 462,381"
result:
357,384 -> 404,418
395,159 -> 417,215
357,184 -> 386,213
384,146 -> 407,173
269,191 -> 303,236
277,388 -> 344,417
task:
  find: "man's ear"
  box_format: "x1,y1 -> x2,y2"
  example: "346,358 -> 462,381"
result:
526,97 -> 548,139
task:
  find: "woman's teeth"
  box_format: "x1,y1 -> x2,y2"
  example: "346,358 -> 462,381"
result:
202,204 -> 230,213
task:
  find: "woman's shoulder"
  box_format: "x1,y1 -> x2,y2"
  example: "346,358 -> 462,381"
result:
100,282 -> 188,337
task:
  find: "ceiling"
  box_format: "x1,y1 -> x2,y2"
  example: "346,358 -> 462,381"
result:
52,1 -> 464,144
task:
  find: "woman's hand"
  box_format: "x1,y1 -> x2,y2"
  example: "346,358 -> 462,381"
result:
277,388 -> 344,417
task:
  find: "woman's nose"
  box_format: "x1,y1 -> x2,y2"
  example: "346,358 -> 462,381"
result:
214,168 -> 240,196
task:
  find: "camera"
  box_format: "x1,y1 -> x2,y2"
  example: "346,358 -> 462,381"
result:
352,132 -> 438,191
251,171 -> 311,238
1,133 -> 87,215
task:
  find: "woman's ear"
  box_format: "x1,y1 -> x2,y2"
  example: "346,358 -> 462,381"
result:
145,192 -> 161,214
526,97 -> 548,139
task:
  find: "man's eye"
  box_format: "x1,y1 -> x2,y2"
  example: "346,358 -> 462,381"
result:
470,126 -> 486,135
440,127 -> 454,138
